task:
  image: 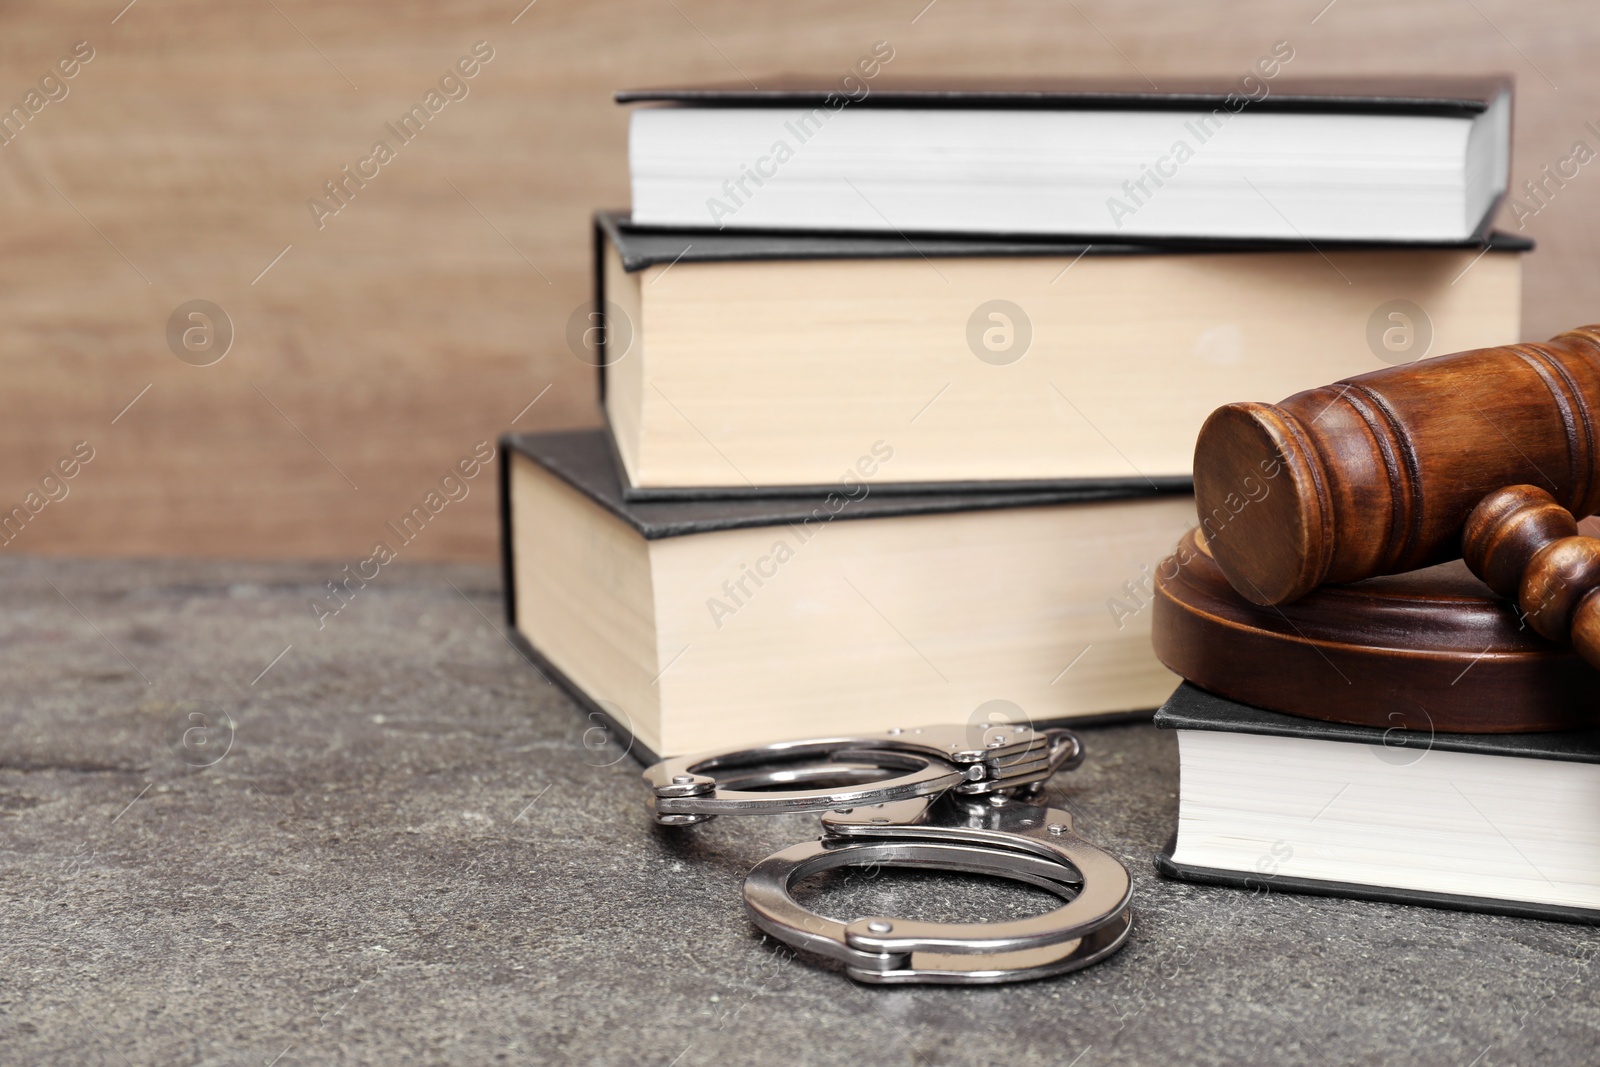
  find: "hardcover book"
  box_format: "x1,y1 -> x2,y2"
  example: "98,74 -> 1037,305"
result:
1156,683 -> 1600,923
621,74 -> 1513,242
500,429 -> 1194,759
593,212 -> 1528,496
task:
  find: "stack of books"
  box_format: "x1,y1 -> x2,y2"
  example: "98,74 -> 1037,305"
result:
500,74 -> 1524,760
1157,684 -> 1600,920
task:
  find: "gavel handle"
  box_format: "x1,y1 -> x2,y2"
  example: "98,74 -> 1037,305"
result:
1463,485 -> 1600,671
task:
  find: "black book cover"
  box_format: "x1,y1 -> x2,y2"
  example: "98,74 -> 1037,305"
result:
502,428 -> 1178,543
1154,683 -> 1600,924
1155,682 -> 1600,764
1154,847 -> 1600,925
617,75 -> 1511,118
595,211 -> 1534,273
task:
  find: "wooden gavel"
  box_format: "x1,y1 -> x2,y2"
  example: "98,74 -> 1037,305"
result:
1195,324 -> 1600,664
1462,485 -> 1600,669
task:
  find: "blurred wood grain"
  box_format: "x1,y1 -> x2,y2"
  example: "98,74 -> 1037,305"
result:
0,0 -> 1594,560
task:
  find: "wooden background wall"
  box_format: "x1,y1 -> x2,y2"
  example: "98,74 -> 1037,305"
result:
2,0 -> 1595,560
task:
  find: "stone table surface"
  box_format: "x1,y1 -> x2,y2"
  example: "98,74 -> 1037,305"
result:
4,556 -> 1599,1066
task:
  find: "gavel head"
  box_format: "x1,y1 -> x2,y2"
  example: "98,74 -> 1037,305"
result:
1193,325 -> 1600,606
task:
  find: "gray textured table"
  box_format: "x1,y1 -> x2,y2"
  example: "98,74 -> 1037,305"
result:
6,557 -> 1598,1066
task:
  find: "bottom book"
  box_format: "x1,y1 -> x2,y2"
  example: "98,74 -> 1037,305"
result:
499,429 -> 1194,758
1156,683 -> 1600,923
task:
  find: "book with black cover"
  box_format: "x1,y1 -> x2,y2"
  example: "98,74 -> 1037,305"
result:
499,429 -> 1195,757
591,211 -> 1529,499
621,75 -> 1514,242
1155,683 -> 1600,924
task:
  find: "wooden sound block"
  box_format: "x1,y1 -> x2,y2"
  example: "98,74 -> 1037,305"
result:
1152,529 -> 1600,733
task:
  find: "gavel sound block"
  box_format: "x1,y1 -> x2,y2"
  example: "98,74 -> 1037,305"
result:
1195,326 -> 1600,606
1151,526 -> 1600,733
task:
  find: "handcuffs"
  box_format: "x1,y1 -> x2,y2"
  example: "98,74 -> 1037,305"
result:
643,724 -> 1133,984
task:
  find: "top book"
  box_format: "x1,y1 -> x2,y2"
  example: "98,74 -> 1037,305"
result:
620,71 -> 1512,243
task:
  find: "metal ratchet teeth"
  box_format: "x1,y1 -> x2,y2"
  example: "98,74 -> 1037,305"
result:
952,754 -> 1053,790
